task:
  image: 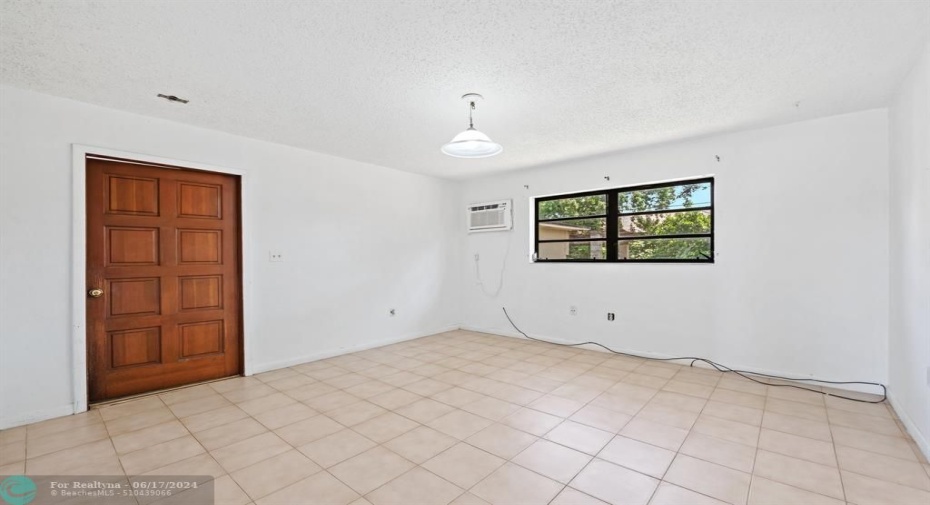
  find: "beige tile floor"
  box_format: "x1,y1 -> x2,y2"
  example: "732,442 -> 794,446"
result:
2,330 -> 929,505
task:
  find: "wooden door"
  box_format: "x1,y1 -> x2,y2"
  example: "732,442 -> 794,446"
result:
86,157 -> 241,402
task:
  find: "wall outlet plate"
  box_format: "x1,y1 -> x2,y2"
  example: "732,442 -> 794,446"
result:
269,251 -> 284,262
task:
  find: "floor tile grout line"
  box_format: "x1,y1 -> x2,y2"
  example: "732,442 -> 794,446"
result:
652,380 -> 737,505
339,386 -> 572,502
747,395 -> 765,505
119,395 -> 214,481
359,460 -> 468,504
545,369 -> 692,503
154,388 -> 296,500
118,396 -> 174,505
826,415 -> 851,504
8,332 -> 919,505
838,466 -> 930,493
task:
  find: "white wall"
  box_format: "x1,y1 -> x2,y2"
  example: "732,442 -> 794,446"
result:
888,42 -> 930,456
0,83 -> 906,434
0,86 -> 461,429
460,109 -> 890,388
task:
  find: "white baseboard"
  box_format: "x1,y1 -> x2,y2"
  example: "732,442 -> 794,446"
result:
460,325 -> 885,396
0,403 -> 75,430
247,325 -> 460,375
887,392 -> 930,461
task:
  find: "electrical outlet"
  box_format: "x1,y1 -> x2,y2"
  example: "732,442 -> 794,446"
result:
269,251 -> 284,262
569,306 -> 578,316
607,312 -> 615,321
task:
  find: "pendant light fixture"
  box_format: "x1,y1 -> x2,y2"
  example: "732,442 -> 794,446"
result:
441,93 -> 503,158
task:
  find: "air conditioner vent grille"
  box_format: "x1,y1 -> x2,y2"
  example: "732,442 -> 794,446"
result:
467,199 -> 512,233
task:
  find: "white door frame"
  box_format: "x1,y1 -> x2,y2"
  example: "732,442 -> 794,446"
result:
71,144 -> 254,413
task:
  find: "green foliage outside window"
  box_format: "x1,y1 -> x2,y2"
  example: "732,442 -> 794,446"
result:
538,182 -> 711,261
538,196 -> 605,259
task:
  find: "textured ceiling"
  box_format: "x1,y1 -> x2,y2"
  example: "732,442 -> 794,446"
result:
1,1 -> 928,179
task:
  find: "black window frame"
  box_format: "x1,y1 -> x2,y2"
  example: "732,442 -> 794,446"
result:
534,177 -> 714,263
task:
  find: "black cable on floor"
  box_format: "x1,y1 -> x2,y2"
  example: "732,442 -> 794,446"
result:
501,307 -> 887,404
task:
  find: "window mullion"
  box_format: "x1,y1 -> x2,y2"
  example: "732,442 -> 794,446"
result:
534,199 -> 539,261
606,190 -> 618,261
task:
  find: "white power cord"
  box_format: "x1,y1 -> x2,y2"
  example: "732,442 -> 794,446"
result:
474,230 -> 513,298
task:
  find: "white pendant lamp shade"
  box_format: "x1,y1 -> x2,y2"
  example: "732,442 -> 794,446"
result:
442,93 -> 503,159
441,127 -> 503,158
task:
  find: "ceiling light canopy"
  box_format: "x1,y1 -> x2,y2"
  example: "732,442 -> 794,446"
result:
441,93 -> 502,159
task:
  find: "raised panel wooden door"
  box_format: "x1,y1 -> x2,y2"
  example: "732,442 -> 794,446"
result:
87,158 -> 241,402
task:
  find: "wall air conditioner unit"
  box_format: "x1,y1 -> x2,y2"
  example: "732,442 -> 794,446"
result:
467,199 -> 513,233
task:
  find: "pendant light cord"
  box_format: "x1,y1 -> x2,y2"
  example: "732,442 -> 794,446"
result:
468,101 -> 475,129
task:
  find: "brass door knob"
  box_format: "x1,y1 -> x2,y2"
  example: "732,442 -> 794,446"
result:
88,288 -> 104,298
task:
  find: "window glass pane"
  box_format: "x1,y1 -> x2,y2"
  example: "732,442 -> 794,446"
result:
539,194 -> 607,220
539,241 -> 607,260
538,218 -> 607,241
618,181 -> 711,214
618,210 -> 711,237
619,237 -> 712,261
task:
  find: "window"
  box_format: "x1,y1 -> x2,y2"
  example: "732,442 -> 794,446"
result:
535,177 -> 714,263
